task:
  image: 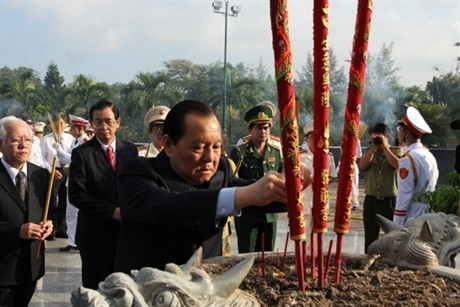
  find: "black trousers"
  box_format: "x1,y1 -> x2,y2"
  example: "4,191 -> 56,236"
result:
79,249 -> 116,290
56,177 -> 68,236
0,281 -> 37,307
363,195 -> 396,254
48,171 -> 67,237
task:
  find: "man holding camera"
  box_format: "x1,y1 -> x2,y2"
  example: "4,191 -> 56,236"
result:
359,123 -> 402,253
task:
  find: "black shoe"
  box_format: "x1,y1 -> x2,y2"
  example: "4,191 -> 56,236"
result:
59,245 -> 78,252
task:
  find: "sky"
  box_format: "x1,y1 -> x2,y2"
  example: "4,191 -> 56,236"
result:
1,0 -> 459,88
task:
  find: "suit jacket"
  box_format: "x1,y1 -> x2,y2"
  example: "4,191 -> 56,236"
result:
115,152 -> 249,273
68,137 -> 138,250
0,161 -> 51,286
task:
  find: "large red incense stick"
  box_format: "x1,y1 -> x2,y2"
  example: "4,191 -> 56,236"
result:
269,0 -> 306,291
312,0 -> 331,288
333,0 -> 374,283
310,232 -> 315,279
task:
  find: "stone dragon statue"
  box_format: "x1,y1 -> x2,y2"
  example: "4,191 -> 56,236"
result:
368,212 -> 460,269
71,247 -> 260,307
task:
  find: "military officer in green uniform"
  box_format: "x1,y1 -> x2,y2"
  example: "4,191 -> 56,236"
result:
230,105 -> 283,253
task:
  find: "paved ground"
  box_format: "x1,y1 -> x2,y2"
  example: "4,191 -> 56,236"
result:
30,181 -> 367,306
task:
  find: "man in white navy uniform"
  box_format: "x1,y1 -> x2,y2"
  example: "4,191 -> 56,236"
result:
24,120 -> 46,168
393,106 -> 439,225
138,105 -> 170,158
53,114 -> 90,251
40,114 -> 74,239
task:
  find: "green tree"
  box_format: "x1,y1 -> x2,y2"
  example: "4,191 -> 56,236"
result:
68,74 -> 111,117
0,67 -> 43,118
426,71 -> 460,118
406,101 -> 452,147
216,62 -> 266,144
120,71 -> 171,141
296,49 -> 347,144
43,62 -> 71,114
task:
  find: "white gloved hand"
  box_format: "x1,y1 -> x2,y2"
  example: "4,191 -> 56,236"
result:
52,142 -> 63,151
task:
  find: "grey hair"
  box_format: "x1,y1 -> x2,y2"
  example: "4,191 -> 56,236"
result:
0,116 -> 32,140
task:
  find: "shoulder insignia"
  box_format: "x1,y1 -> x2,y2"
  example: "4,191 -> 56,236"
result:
270,135 -> 280,142
227,158 -> 237,172
236,135 -> 251,146
267,138 -> 281,149
236,142 -> 249,149
399,167 -> 409,180
242,135 -> 251,142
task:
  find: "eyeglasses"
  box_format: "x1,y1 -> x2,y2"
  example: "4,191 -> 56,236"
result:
151,124 -> 164,130
92,119 -> 118,127
3,138 -> 34,145
397,125 -> 406,132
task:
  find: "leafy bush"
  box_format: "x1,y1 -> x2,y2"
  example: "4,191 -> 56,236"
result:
429,172 -> 460,215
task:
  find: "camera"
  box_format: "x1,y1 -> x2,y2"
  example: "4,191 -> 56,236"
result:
372,136 -> 383,145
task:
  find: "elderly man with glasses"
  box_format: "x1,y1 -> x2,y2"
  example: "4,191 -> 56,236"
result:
0,116 -> 54,306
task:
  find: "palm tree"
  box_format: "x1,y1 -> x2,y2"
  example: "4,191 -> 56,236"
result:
69,74 -> 111,117
9,68 -> 43,117
120,72 -> 170,140
406,102 -> 452,147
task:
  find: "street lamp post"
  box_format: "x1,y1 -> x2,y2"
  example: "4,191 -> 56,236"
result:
212,0 -> 240,138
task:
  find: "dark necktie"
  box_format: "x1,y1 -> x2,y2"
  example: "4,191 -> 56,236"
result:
107,145 -> 116,171
16,171 -> 26,201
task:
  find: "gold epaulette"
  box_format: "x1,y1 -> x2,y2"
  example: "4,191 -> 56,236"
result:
228,158 -> 237,173
270,135 -> 280,142
236,135 -> 251,146
267,135 -> 281,149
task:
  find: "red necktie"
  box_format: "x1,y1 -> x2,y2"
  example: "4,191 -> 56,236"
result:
107,145 -> 116,171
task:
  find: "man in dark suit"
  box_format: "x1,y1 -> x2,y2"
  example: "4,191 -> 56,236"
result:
68,100 -> 138,290
115,100 -> 295,273
0,116 -> 54,306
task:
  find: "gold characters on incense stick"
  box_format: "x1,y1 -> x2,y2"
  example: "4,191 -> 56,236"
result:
274,2 -> 293,84
271,0 -> 305,249
347,114 -> 361,139
316,124 -> 331,154
322,4 -> 329,27
349,68 -> 365,95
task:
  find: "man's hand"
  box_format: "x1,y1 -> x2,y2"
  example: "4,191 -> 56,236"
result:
235,171 -> 286,209
112,207 -> 122,221
52,142 -> 63,151
20,220 -> 54,241
371,133 -> 389,151
54,169 -> 63,180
